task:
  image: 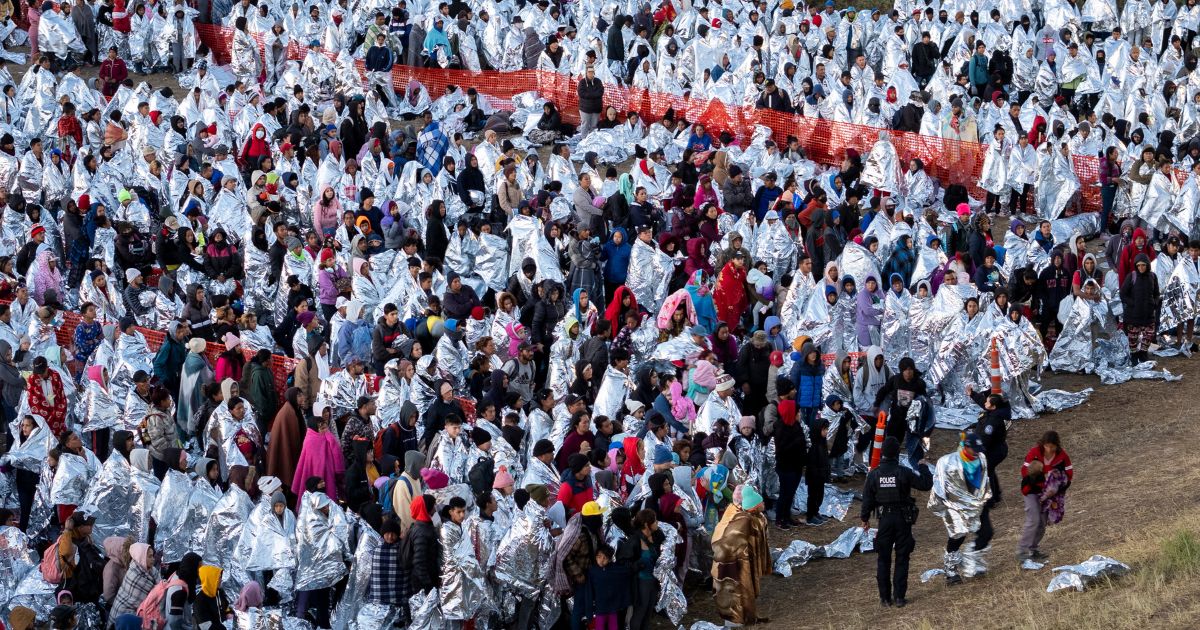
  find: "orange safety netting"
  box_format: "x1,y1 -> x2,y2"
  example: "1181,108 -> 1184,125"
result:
195,23 -> 1105,212
51,308 -> 300,395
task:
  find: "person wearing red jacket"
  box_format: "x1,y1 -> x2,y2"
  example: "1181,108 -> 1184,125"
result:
1018,431 -> 1072,560
1020,430 -> 1073,483
712,251 -> 749,333
28,355 -> 66,436
557,452 -> 595,516
239,122 -> 272,170
110,0 -> 129,32
98,46 -> 128,97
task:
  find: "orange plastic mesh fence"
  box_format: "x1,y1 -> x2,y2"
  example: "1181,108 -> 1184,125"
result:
195,24 -> 1105,211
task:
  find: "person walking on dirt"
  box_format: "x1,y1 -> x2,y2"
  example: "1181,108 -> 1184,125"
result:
1018,431 -> 1073,561
861,436 -> 933,607
929,433 -> 993,586
967,386 -> 1010,504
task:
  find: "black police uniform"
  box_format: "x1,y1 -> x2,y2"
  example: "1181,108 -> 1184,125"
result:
861,457 -> 933,605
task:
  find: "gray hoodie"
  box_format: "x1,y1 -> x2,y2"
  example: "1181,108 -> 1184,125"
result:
0,340 -> 25,409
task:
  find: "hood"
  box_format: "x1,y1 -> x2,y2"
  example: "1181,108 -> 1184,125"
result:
685,237 -> 707,260
1131,227 -> 1149,246
198,565 -> 222,598
404,450 -> 424,478
608,226 -> 629,246
129,542 -> 153,570
865,345 -> 887,377
399,401 -> 418,427
103,536 -> 128,564
1009,218 -> 1024,236
763,315 -> 781,335
409,494 -> 432,522
1134,253 -> 1151,268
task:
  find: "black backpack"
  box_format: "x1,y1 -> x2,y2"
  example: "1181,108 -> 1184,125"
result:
467,457 -> 495,494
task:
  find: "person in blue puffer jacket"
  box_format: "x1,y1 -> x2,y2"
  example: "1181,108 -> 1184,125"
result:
601,227 -> 631,301
789,342 -> 825,427
762,315 -> 787,352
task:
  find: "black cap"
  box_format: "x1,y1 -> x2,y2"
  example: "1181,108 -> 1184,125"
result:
882,436 -> 901,459
533,439 -> 554,456
471,426 -> 492,446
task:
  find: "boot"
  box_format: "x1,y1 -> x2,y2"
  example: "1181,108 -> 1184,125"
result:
944,550 -> 963,585
962,546 -> 990,578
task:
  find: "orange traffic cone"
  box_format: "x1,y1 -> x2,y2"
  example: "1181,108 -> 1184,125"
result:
869,410 -> 888,470
989,337 -> 1002,394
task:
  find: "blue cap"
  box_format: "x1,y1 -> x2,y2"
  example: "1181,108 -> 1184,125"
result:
653,444 -> 672,465
444,318 -> 458,332
824,395 -> 842,407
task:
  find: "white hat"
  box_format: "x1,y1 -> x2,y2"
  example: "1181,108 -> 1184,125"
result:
187,338 -> 207,354
125,268 -> 142,283
715,373 -> 735,392
257,476 -> 282,496
335,296 -> 350,309
764,210 -> 779,221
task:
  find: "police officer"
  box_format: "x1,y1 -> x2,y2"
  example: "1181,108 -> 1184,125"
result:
861,436 -> 933,607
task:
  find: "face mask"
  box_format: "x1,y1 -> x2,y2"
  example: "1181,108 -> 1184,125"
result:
256,130 -> 265,139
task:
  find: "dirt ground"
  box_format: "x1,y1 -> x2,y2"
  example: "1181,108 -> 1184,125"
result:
660,356 -> 1200,630
32,52 -> 1198,630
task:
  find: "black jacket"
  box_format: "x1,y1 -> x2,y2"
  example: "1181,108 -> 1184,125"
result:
578,77 -> 605,115
893,103 -> 925,133
155,228 -> 187,269
735,343 -> 773,415
805,433 -> 831,484
116,231 -> 155,270
773,415 -> 808,473
970,390 -> 1009,468
911,41 -> 940,77
407,520 -> 441,592
873,373 -> 928,440
422,398 -> 465,446
442,285 -> 481,321
1120,265 -> 1160,326
860,458 -> 933,520
531,291 -> 566,346
756,89 -> 792,112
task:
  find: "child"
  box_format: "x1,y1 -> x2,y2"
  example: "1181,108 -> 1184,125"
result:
1018,459 -> 1047,561
823,395 -> 857,480
805,419 -> 831,526
585,544 -> 633,630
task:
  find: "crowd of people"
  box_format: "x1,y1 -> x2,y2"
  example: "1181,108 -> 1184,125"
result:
0,0 -> 1196,627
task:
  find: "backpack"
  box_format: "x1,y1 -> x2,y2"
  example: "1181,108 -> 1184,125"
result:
467,456 -> 495,494
137,575 -> 187,630
374,423 -> 398,461
39,544 -> 62,584
380,474 -> 412,516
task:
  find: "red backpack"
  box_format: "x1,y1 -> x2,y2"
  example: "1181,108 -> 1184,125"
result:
39,544 -> 62,584
136,575 -> 187,630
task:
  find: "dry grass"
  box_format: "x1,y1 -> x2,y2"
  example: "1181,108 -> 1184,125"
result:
899,516 -> 1200,630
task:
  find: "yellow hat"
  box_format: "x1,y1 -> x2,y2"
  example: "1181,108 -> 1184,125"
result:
581,501 -> 605,517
